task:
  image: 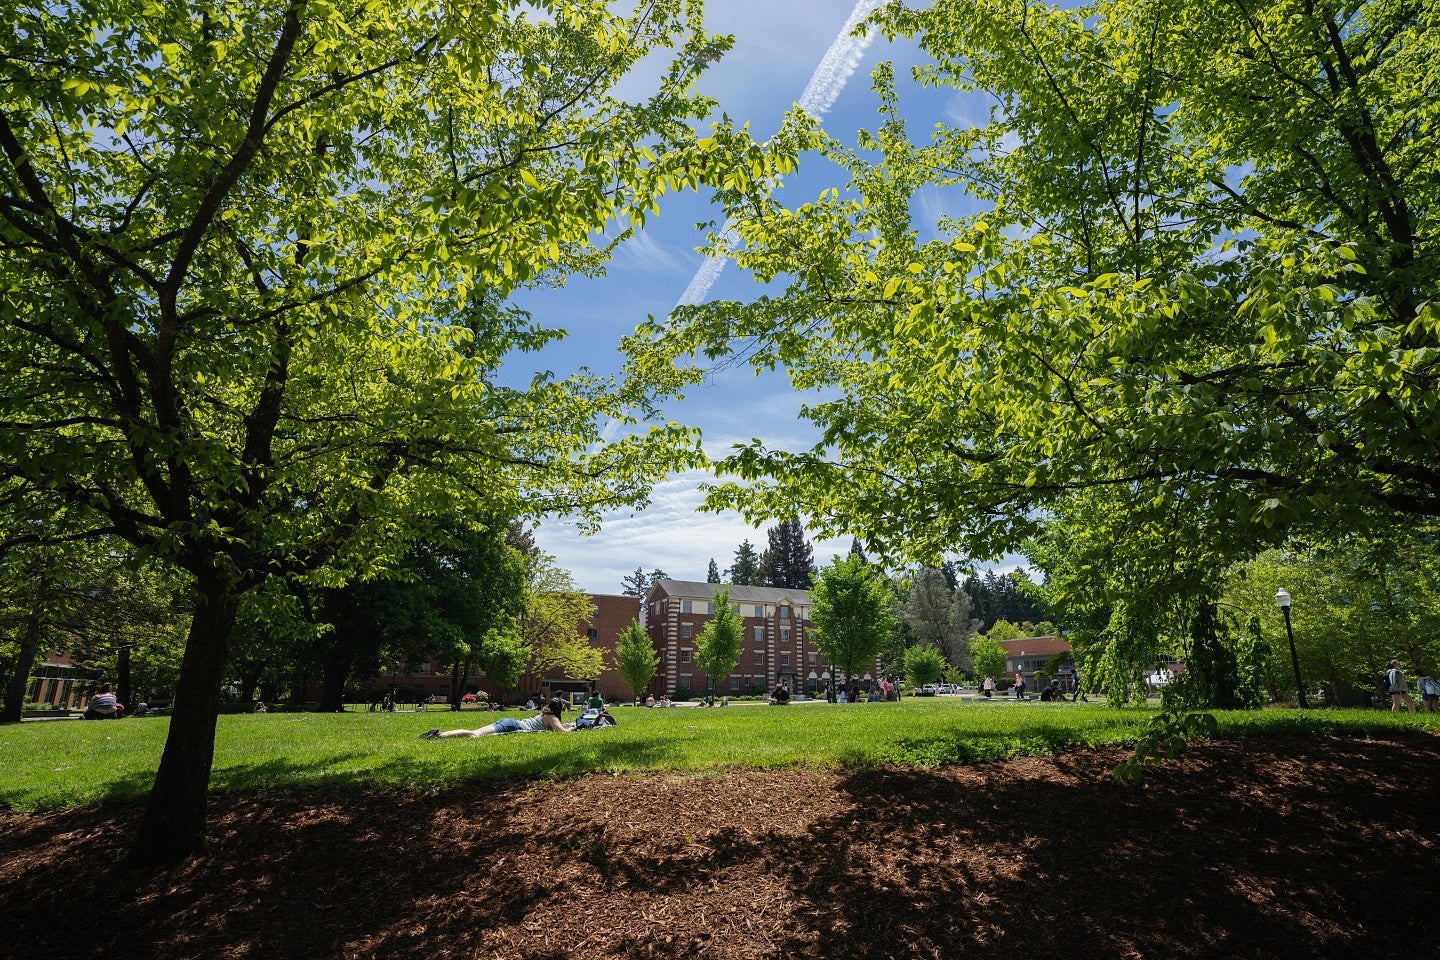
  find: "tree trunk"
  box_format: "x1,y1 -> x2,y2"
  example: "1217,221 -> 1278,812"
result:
126,576 -> 238,868
321,662 -> 348,713
236,668 -> 261,703
117,645 -> 132,713
1,611 -> 44,723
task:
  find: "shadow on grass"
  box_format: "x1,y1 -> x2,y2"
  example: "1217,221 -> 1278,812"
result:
3,735 -> 1439,960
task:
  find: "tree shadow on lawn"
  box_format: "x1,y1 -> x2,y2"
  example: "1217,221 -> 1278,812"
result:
1,736 -> 1437,960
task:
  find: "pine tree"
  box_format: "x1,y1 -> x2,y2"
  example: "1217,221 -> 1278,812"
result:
620,568 -> 671,598
707,559 -> 721,583
759,519 -> 814,589
620,567 -> 649,598
727,540 -> 762,586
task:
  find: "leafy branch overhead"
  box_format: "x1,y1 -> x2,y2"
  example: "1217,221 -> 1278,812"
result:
647,0 -> 1439,575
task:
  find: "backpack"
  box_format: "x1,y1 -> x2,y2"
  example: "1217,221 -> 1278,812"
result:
573,708 -> 616,730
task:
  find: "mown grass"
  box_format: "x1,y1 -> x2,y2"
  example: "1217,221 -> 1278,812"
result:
2,699 -> 1433,812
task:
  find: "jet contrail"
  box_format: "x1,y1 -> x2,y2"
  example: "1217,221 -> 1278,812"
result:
674,0 -> 887,309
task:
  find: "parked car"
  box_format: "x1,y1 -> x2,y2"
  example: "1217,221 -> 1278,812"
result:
921,684 -> 939,696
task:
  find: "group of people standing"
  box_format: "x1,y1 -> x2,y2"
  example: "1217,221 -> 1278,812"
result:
1384,660 -> 1440,713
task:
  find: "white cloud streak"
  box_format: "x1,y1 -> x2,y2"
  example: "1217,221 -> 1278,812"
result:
674,0 -> 887,309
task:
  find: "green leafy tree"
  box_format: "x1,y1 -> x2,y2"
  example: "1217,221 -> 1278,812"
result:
0,0 -> 780,864
970,632 -> 1007,682
516,553 -> 600,681
649,0 -> 1439,628
695,586 -> 742,692
810,554 -> 895,685
903,643 -> 946,688
478,623 -> 530,705
311,515 -> 526,710
614,619 -> 660,704
1225,530 -> 1440,705
1,541 -> 188,721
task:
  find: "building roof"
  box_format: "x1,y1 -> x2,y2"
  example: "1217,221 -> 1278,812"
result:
998,636 -> 1072,657
649,579 -> 813,606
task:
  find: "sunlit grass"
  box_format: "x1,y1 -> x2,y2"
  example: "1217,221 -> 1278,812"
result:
2,699 -> 1432,812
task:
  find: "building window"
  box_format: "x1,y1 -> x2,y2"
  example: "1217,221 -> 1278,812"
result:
780,651 -> 791,667
681,600 -> 693,613
753,605 -> 764,617
780,606 -> 790,619
706,601 -> 714,614
780,628 -> 790,645
411,661 -> 430,676
753,626 -> 764,643
754,650 -> 765,667
731,676 -> 741,692
808,652 -> 818,668
680,623 -> 692,639
680,649 -> 692,663
586,627 -> 599,643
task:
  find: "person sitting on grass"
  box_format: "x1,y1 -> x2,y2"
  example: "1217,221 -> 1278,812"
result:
419,697 -> 569,739
767,684 -> 790,705
83,683 -> 123,720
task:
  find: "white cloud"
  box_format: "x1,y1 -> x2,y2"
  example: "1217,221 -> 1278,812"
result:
615,229 -> 694,279
533,471 -> 852,594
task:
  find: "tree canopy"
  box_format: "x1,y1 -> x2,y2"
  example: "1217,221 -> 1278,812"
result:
809,553 -> 895,684
647,0 -> 1439,586
0,0 -> 780,864
695,586 -> 743,691
614,618 -> 660,703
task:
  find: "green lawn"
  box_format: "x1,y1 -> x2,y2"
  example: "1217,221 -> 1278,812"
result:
1,699 -> 1431,812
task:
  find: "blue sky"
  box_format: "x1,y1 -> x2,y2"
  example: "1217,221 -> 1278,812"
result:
515,0 -> 1001,594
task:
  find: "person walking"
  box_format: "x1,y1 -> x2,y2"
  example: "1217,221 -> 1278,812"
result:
1414,672 -> 1440,714
1384,660 -> 1417,713
1070,667 -> 1087,702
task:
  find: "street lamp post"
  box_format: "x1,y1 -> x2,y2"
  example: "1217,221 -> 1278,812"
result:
1274,589 -> 1308,709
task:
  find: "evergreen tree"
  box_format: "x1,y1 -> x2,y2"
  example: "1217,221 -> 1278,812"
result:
706,559 -> 721,583
759,519 -> 815,589
727,540 -> 762,586
848,537 -> 869,564
620,567 -> 669,598
614,619 -> 660,704
899,567 -> 973,669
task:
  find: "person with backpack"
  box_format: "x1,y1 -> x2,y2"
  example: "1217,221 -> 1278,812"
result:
1383,660 -> 1418,713
1416,672 -> 1440,714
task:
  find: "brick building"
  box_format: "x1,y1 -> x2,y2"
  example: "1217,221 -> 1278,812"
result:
373,593 -> 642,705
641,579 -> 867,698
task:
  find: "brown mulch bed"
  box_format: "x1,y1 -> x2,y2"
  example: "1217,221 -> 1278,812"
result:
3,736 -> 1437,960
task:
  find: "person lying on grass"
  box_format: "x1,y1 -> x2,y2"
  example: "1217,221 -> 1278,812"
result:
419,697 -> 569,739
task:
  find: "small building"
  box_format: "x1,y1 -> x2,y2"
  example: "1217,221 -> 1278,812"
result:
998,636 -> 1075,688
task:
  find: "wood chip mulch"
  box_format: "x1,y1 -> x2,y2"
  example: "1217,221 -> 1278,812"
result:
3,735 -> 1437,960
